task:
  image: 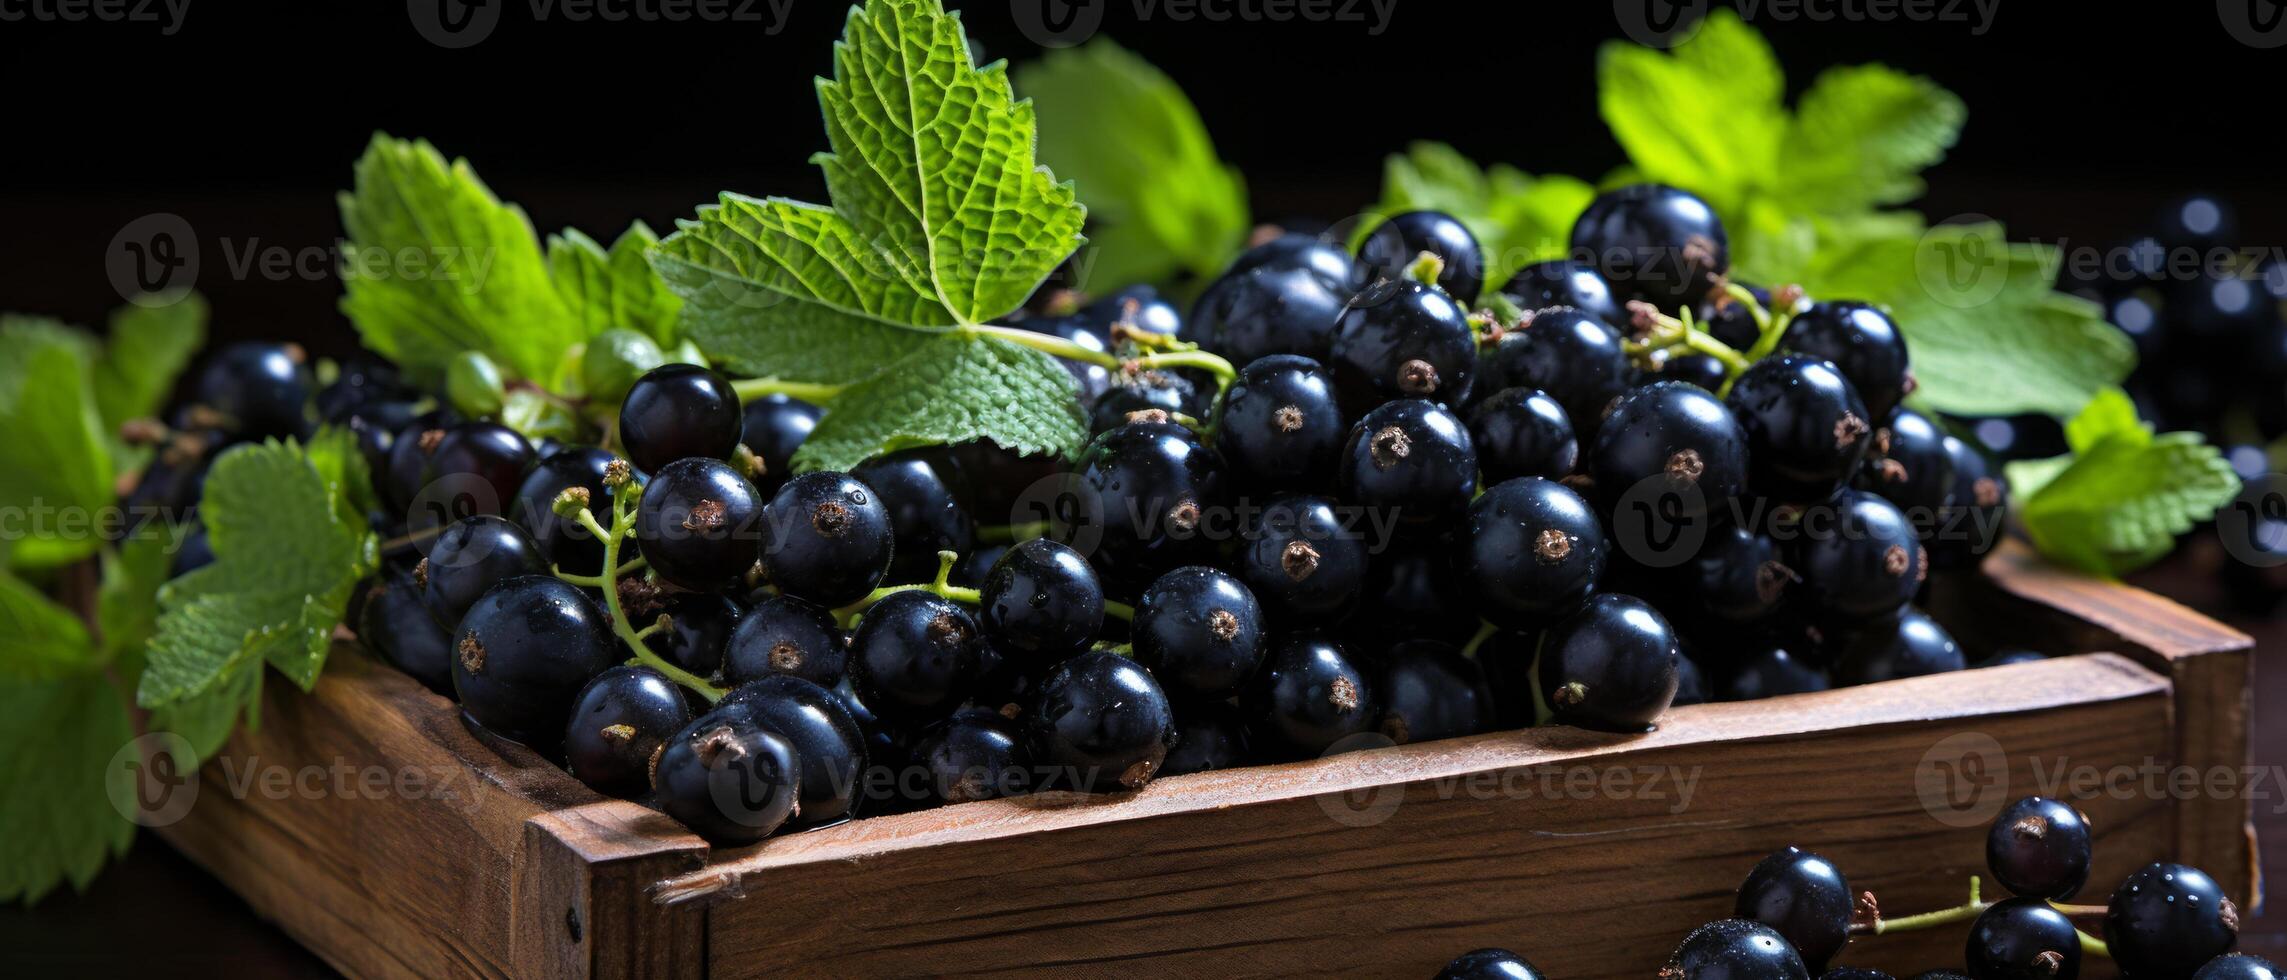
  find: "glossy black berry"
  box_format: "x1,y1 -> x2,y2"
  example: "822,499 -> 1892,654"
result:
1501,258 -> 1624,327
1735,846 -> 1853,972
1780,302 -> 1912,421
1434,948 -> 1546,980
315,357 -> 409,422
407,422 -> 537,529
1929,436 -> 2010,571
1223,231 -> 1360,293
1987,796 -> 2093,901
738,394 -> 823,494
1719,647 -> 1830,702
1571,183 -> 1731,312
1089,369 -> 1200,434
1240,494 -> 1367,624
192,341 -> 314,441
1688,525 -> 1792,627
1338,399 -> 1477,528
1356,210 -> 1483,303
1831,609 -> 1965,685
450,576 -> 616,751
716,675 -> 869,828
1860,408 -> 1956,537
1080,283 -> 1183,338
1242,634 -> 1379,759
850,449 -> 974,584
949,542 -> 1007,590
1787,490 -> 1924,622
1966,898 -> 2082,980
340,397 -> 421,475
644,593 -> 744,681
563,666 -> 693,799
1726,355 -> 1874,503
1468,387 -> 1578,484
1027,649 -> 1176,792
722,595 -> 846,688
1459,477 -> 1607,630
1329,277 -> 1477,413
980,539 -> 1105,664
1672,647 -> 1709,706
418,515 -> 548,629
1216,354 -> 1346,493
1132,566 -> 1267,702
358,562 -> 455,696
1660,352 -> 1731,392
849,590 -> 983,722
757,471 -> 893,607
919,707 -> 1029,804
653,714 -> 801,845
1704,282 -> 1773,350
1377,640 -> 1493,744
635,457 -> 765,593
617,364 -> 742,474
2106,862 -> 2241,979
1663,919 -> 1809,980
513,447 -> 639,576
1161,701 -> 1248,776
381,410 -> 451,513
1190,264 -> 1350,364
1018,313 -> 1116,401
1480,308 -> 1631,439
1589,381 -> 1749,531
1360,541 -> 1476,647
1063,419 -> 1230,595
1538,593 -> 1680,732
2194,955 -> 2281,980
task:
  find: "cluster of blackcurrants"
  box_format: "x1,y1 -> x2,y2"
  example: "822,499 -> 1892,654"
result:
1436,794 -> 2259,979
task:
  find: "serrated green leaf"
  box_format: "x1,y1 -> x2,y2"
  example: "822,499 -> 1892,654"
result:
548,223 -> 683,345
1778,65 -> 1964,214
99,533 -> 173,669
0,673 -> 136,904
1018,38 -> 1248,292
2065,387 -> 2144,453
1371,142 -> 1595,297
654,0 -> 1086,384
0,572 -> 94,681
0,319 -> 115,570
149,659 -> 263,763
94,292 -> 207,435
791,332 -> 1087,473
2017,430 -> 2240,576
1597,9 -> 1784,214
337,135 -> 580,387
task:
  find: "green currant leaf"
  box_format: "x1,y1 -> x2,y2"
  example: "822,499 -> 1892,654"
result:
2013,429 -> 2240,577
0,672 -> 137,904
99,532 -> 175,668
790,333 -> 1086,474
2064,387 -> 2144,453
0,572 -> 95,681
548,222 -> 683,346
1370,142 -> 1596,296
652,0 -> 1086,384
0,319 -> 115,570
1018,38 -> 1247,293
1597,9 -> 1785,215
1778,64 -> 1964,214
93,292 -> 208,438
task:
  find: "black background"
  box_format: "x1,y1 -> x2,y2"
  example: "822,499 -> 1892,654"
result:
2,0 -> 2283,351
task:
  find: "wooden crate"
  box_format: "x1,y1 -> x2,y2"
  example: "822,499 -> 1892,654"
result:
151,541 -> 2259,978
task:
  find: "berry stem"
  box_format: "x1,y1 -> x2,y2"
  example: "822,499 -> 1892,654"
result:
831,550 -> 984,625
729,377 -> 846,404
2048,902 -> 2109,918
975,520 -> 1051,545
569,494 -> 726,703
1854,877 -> 2115,958
1459,620 -> 1498,659
1738,286 -> 1798,363
1403,251 -> 1447,287
1103,599 -> 1134,622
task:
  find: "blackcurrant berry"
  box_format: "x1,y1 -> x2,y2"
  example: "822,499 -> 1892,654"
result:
850,449 -> 974,584
1089,369 -> 1200,434
1588,381 -> 1749,532
2106,862 -> 2241,979
1688,525 -> 1793,627
563,666 -> 692,799
1928,436 -> 2010,571
1859,408 -> 1955,538
2195,955 -> 2281,980
949,542 -> 1007,590
1987,796 -> 2093,901
1132,565 -> 1267,702
1469,387 -> 1578,484
1080,284 -> 1183,338
757,471 -> 893,607
1360,541 -> 1477,647
1538,593 -> 1680,732
722,595 -> 846,688
1779,302 -> 1911,421
1064,419 -> 1230,595
1329,277 -> 1477,412
979,539 -> 1105,664
1190,264 -> 1350,364
1725,355 -> 1873,503
450,575 -> 617,751
1570,183 -> 1731,312
315,356 -> 410,422
1718,646 -> 1830,702
643,592 -> 744,681
341,397 -> 421,475
1338,399 -> 1477,529
1830,609 -> 1964,685
716,675 -> 869,828
1659,352 -> 1731,393
419,515 -> 549,629
1663,919 -> 1809,980
1242,634 -> 1379,759
848,589 -> 983,722
1458,477 -> 1607,630
1966,898 -> 2081,980
1735,846 -> 1853,972
513,447 -> 641,576
192,341 -> 314,441
1356,210 -> 1484,303
1216,354 -> 1346,493
1786,490 -> 1923,622
410,422 -> 537,529
1223,231 -> 1360,293
1479,308 -> 1631,439
1377,640 -> 1494,744
1434,948 -> 1546,980
1019,313 -> 1116,402
358,562 -> 455,696
1240,493 -> 1368,624
381,409 -> 454,514
653,713 -> 801,845
739,394 -> 823,495
618,363 -> 743,475
1162,701 -> 1248,776
1672,647 -> 1709,706
1704,282 -> 1773,351
1501,259 -> 1625,327
918,707 -> 1029,804
634,457 -> 765,593
1027,649 -> 1176,792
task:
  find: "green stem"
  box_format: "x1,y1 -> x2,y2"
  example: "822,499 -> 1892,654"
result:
1684,330 -> 1752,374
972,323 -> 1239,434
570,503 -> 726,702
976,520 -> 1050,545
1860,878 -> 2112,958
1459,620 -> 1498,659
833,551 -> 983,626
731,377 -> 846,404
1103,599 -> 1135,622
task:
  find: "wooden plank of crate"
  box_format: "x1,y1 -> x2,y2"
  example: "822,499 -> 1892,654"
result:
679,653 -> 2168,978
515,801 -> 710,980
